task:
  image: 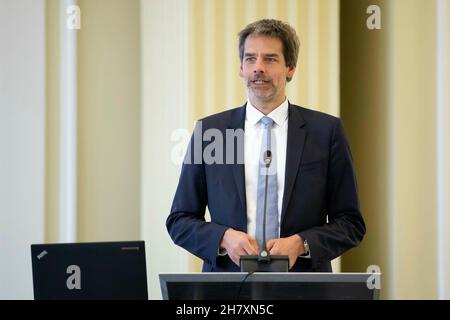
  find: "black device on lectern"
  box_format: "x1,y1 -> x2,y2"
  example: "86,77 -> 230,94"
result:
240,149 -> 289,272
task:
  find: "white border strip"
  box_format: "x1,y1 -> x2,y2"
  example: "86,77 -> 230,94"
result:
59,0 -> 78,242
437,0 -> 449,300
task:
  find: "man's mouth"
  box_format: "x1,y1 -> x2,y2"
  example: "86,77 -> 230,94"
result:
251,79 -> 270,85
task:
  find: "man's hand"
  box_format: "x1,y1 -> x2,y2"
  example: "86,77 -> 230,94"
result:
220,228 -> 259,266
267,234 -> 305,269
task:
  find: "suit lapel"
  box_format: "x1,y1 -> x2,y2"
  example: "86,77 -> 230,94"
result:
281,104 -> 306,225
228,104 -> 247,219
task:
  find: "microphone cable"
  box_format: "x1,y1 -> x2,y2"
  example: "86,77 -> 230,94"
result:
236,271 -> 255,300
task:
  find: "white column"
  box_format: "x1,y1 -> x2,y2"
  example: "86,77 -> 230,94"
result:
59,0 -> 78,242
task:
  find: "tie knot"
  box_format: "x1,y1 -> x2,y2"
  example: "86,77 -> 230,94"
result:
260,116 -> 274,127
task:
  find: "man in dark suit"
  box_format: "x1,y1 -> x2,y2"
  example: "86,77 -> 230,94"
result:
167,19 -> 365,272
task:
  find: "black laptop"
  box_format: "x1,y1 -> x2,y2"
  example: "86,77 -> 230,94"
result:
31,241 -> 148,300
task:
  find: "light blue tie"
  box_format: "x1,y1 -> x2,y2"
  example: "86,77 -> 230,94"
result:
255,116 -> 279,250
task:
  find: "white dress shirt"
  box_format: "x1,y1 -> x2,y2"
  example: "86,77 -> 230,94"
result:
244,99 -> 288,238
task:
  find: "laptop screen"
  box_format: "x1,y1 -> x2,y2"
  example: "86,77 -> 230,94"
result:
31,241 -> 148,300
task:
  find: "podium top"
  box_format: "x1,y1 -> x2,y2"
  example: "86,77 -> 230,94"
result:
159,272 -> 381,300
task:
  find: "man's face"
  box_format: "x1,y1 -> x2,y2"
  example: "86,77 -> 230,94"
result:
240,34 -> 296,108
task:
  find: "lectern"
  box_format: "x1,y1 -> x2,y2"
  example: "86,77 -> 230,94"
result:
159,272 -> 380,300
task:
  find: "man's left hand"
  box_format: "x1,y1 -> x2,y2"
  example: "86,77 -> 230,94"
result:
267,234 -> 305,270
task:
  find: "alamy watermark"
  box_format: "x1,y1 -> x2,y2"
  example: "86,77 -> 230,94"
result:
67,5 -> 81,30
171,121 -> 277,175
367,5 -> 382,30
366,264 -> 381,290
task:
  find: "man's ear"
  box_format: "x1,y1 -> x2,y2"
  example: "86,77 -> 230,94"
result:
239,64 -> 244,78
286,66 -> 296,81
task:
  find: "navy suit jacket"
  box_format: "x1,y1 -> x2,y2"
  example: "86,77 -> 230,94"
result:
167,103 -> 365,272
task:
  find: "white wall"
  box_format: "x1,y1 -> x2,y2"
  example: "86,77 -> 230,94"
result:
0,0 -> 45,299
140,0 -> 190,299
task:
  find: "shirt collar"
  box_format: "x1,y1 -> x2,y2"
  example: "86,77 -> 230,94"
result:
245,98 -> 289,127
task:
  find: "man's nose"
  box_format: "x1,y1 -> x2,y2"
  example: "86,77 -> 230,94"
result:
253,57 -> 265,74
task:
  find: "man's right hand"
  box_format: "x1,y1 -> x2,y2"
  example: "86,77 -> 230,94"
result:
219,228 -> 259,266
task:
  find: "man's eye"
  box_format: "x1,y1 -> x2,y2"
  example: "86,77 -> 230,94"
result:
246,57 -> 255,62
